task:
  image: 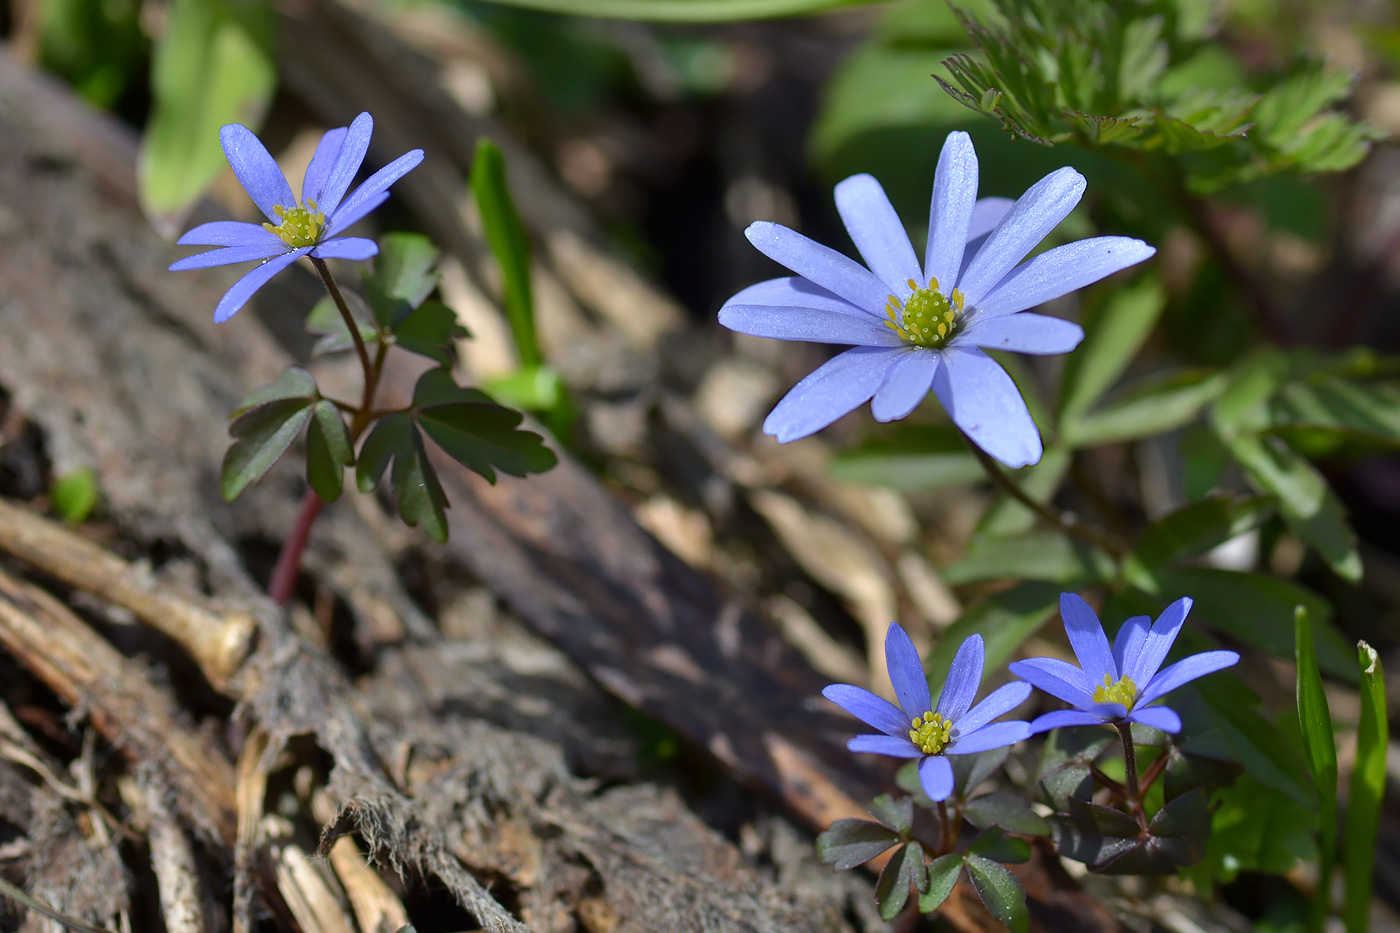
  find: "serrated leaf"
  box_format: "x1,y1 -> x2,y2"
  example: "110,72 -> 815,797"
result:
392,299 -> 468,365
354,413 -> 450,541
222,398 -> 316,501
963,791 -> 1050,837
816,818 -> 901,871
963,855 -> 1028,933
868,794 -> 914,835
919,853 -> 962,913
875,842 -> 922,920
412,369 -> 556,483
305,402 -> 353,502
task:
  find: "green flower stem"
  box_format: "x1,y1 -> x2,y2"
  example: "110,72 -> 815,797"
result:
1089,763 -> 1127,799
935,800 -> 953,856
1115,722 -> 1149,834
311,257 -> 374,390
1137,746 -> 1170,794
966,439 -> 1128,557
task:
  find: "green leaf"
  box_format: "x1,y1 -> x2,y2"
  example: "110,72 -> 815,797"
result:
1212,351 -> 1290,439
1225,433 -> 1361,582
412,369 -> 557,483
951,747 -> 1011,799
221,368 -> 320,501
467,0 -> 880,21
963,791 -> 1051,837
305,402 -> 353,503
946,530 -> 1114,586
1188,676 -> 1314,808
927,582 -> 1061,696
305,293 -> 378,358
355,414 -> 450,542
1343,642 -> 1387,933
37,0 -> 144,109
1295,606 -> 1338,932
139,0 -> 275,224
485,364 -> 566,413
471,139 -> 540,368
875,842 -> 922,921
392,300 -> 468,365
1058,274 -> 1165,427
1128,495 -> 1275,572
816,818 -> 901,871
373,233 -> 441,309
1183,774 -> 1318,887
356,412 -> 412,493
234,367 -> 318,413
918,853 -> 963,913
963,854 -> 1028,933
1062,370 -> 1226,447
1146,787 -> 1211,867
867,794 -> 914,835
1038,727 -> 1112,812
1068,798 -> 1140,839
49,469 -> 98,524
975,447 -> 1070,537
828,424 -> 981,492
966,826 -> 1032,864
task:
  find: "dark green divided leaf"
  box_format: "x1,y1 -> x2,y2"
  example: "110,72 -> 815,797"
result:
951,747 -> 1011,799
393,300 -> 469,365
816,818 -> 901,871
412,369 -> 557,483
372,233 -> 441,310
355,414 -> 451,542
966,826 -> 1032,864
471,139 -> 540,368
919,853 -> 963,914
1145,787 -> 1210,867
1068,797 -> 1140,839
867,794 -> 914,835
1344,642 -> 1387,933
963,854 -> 1028,933
305,402 -> 353,502
876,841 -> 923,921
963,791 -> 1050,837
222,368 -> 320,502
1038,727 -> 1113,812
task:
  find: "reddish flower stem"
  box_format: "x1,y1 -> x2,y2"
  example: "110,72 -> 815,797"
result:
268,492 -> 325,605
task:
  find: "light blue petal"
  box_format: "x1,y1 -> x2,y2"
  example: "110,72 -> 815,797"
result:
311,237 -> 379,261
1027,709 -> 1109,734
169,243 -> 288,271
931,347 -> 1041,468
1060,593 -> 1117,683
924,131 -> 978,292
957,167 -> 1086,308
957,197 -> 1015,285
1127,597 -> 1193,685
315,112 -> 374,215
1127,706 -> 1182,734
219,122 -> 296,224
957,313 -> 1084,355
719,304 -> 903,346
176,221 -> 284,249
722,276 -> 872,317
302,126 -> 348,206
919,754 -> 955,801
975,237 -> 1156,319
1137,651 -> 1240,707
885,622 -> 932,718
935,634 -> 984,721
1111,615 -> 1151,684
848,734 -> 924,758
1007,657 -> 1095,709
834,174 -> 922,294
945,720 -> 1030,755
823,684 -> 911,738
212,248 -> 308,323
870,349 -> 938,421
763,346 -> 898,442
745,221 -> 893,313
955,682 -> 1031,735
325,150 -> 424,237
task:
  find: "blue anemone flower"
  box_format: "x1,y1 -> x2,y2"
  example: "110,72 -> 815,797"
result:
823,625 -> 1031,801
1009,593 -> 1240,735
170,112 -> 424,323
719,130 -> 1155,468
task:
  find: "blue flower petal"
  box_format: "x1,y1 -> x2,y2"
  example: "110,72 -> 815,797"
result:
219,122 -> 296,224
325,150 -> 424,237
1137,650 -> 1240,707
1008,657 -> 1095,709
848,734 -> 924,758
870,349 -> 938,421
1127,705 -> 1182,733
834,174 -> 922,294
822,684 -> 910,738
315,112 -> 374,216
169,243 -> 289,271
1060,593 -> 1117,684
945,720 -> 1030,755
176,221 -> 284,249
311,237 -> 379,261
212,248 -> 309,323
974,237 -> 1155,319
745,221 -> 894,313
885,622 -> 932,718
302,126 -> 349,206
957,197 -> 1014,285
924,131 -> 978,292
719,304 -> 903,346
1127,597 -> 1193,685
957,166 -> 1085,309
935,634 -> 984,721
1027,709 -> 1108,734
763,346 -> 898,442
919,754 -> 955,801
955,681 -> 1031,735
957,313 -> 1084,356
932,347 -> 1041,468
722,276 -> 873,317
1111,615 -> 1152,684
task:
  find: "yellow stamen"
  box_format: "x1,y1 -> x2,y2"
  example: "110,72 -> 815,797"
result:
884,279 -> 967,349
1091,673 -> 1138,710
908,710 -> 954,755
262,198 -> 326,248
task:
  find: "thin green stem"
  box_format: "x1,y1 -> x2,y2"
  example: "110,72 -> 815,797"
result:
966,440 -> 1128,557
310,257 -> 374,389
1115,722 -> 1148,834
935,800 -> 952,856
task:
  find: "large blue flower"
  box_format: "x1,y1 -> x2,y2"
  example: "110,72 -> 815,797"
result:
1009,593 -> 1240,735
823,625 -> 1031,801
720,131 -> 1154,468
170,112 -> 423,323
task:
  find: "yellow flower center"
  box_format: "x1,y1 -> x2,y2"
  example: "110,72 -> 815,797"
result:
263,200 -> 326,248
908,711 -> 954,755
884,277 -> 966,349
1091,673 -> 1138,710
